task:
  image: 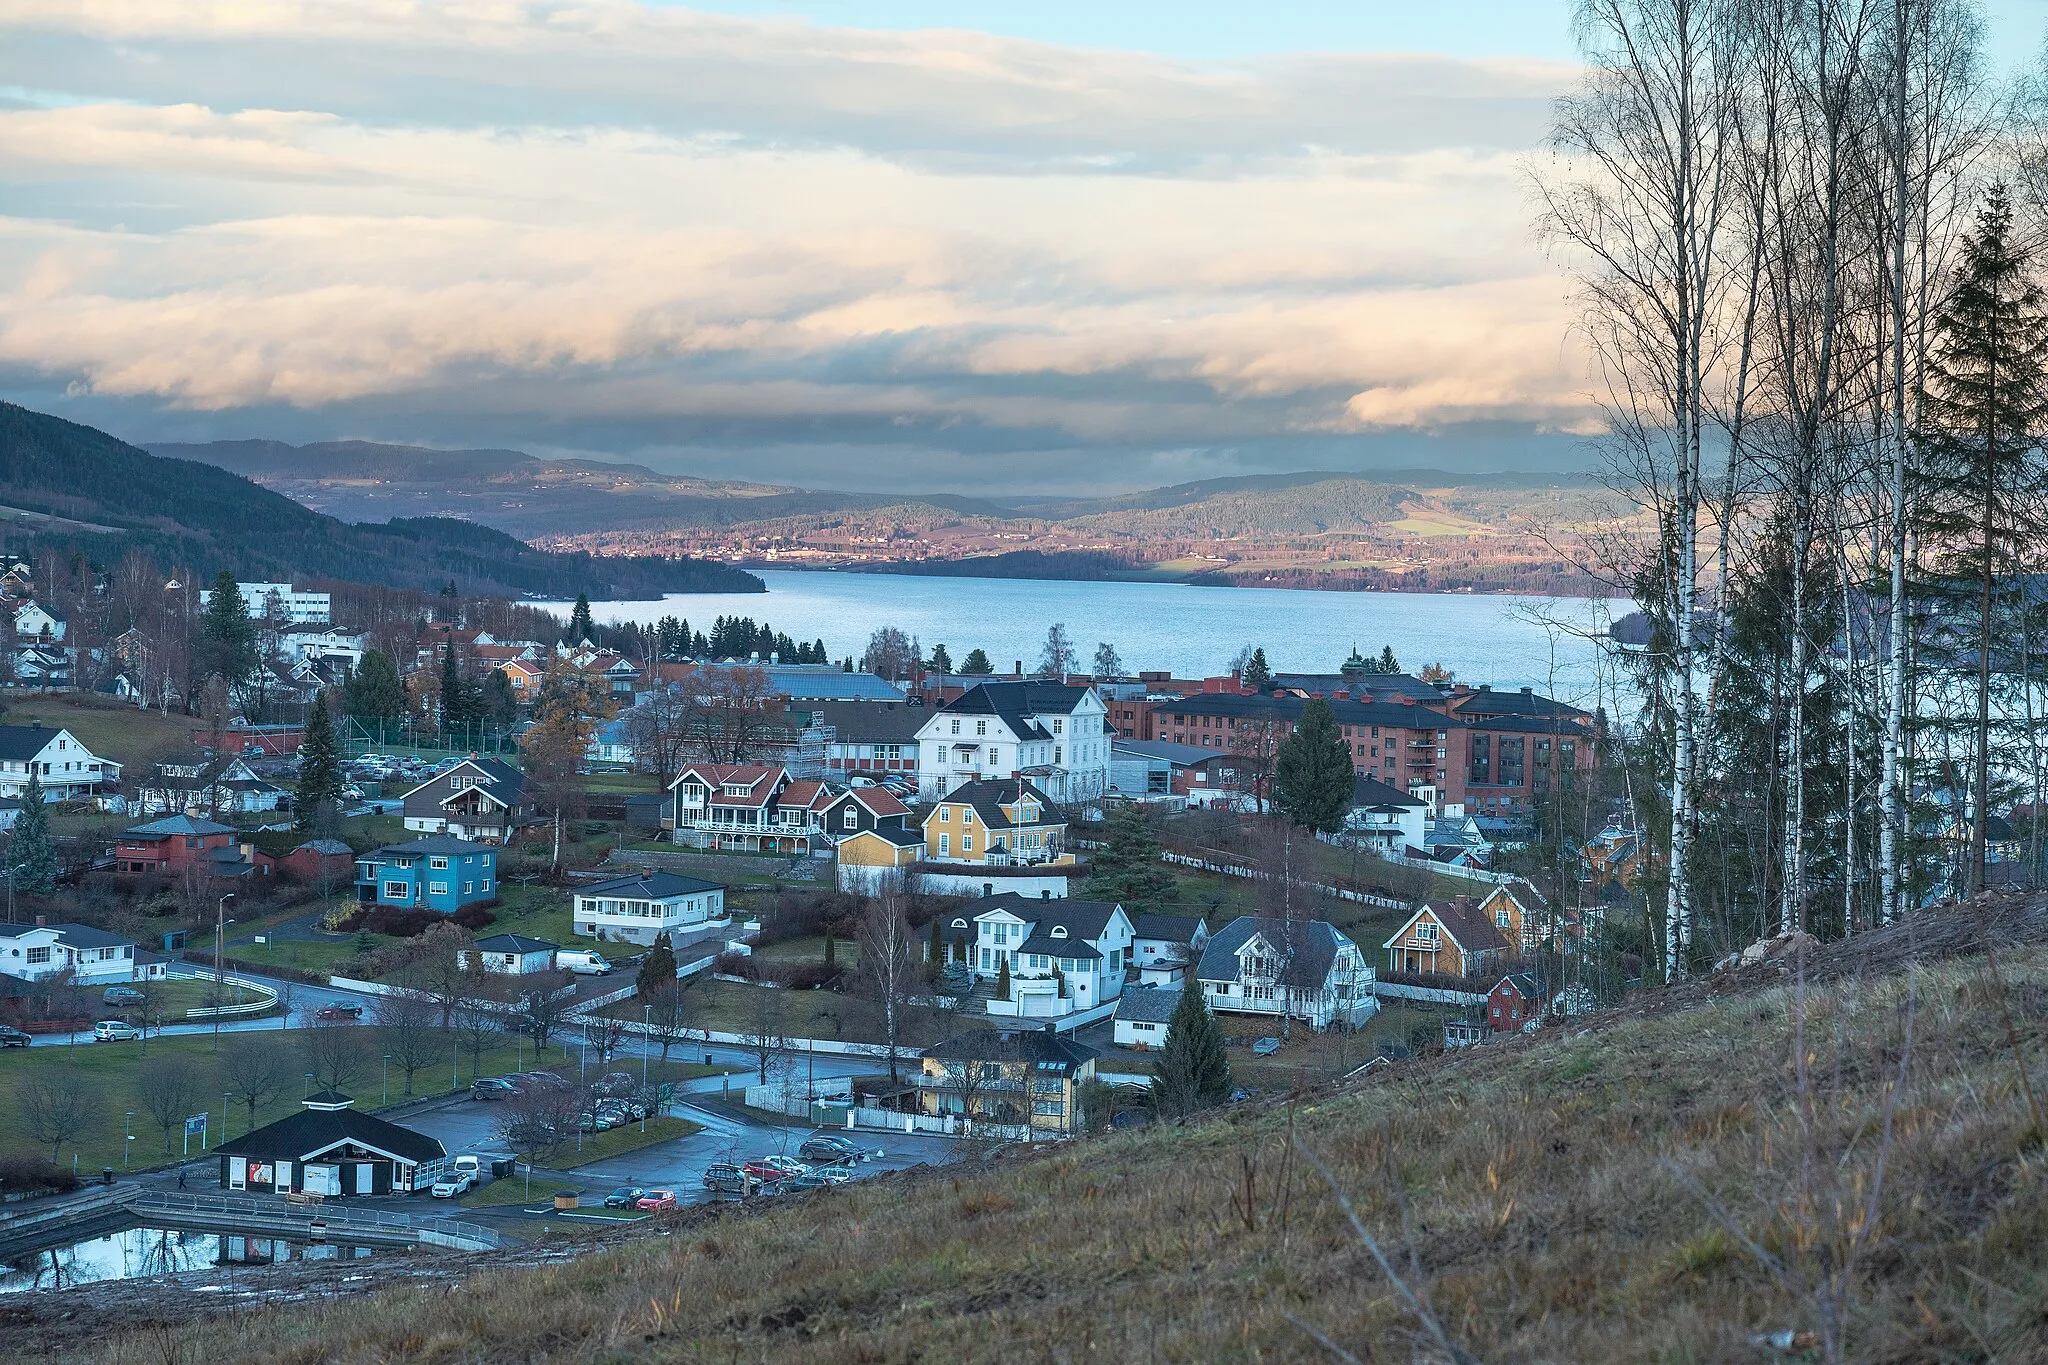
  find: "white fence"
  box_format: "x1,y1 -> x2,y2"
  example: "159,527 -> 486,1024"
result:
169,970 -> 281,1019
1157,851 -> 1411,910
845,1106 -> 1031,1142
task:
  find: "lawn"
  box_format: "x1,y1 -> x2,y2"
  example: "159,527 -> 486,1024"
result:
754,933 -> 860,970
0,694 -> 196,773
1,1030 -> 568,1176
584,772 -> 660,794
147,978 -> 273,1018
552,1113 -> 706,1169
225,933 -> 368,977
485,883 -> 637,963
607,976 -> 986,1054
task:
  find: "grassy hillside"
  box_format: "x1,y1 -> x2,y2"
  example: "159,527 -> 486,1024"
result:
0,403 -> 760,598
30,895 -> 2048,1364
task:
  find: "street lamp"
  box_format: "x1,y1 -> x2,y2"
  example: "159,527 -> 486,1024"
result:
382,1054 -> 391,1106
3,860 -> 28,924
124,1111 -> 134,1167
641,1005 -> 650,1133
221,1092 -> 231,1146
303,1071 -> 315,1100
215,893 -> 235,994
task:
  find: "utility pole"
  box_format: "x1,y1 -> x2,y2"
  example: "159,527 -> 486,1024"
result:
215,892 -> 235,995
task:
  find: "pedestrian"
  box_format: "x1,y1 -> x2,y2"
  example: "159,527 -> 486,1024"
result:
178,1168 -> 186,1190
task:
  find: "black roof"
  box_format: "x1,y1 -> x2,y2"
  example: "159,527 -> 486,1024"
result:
576,869 -> 725,898
1449,686 -> 1592,722
371,836 -> 495,857
214,1104 -> 446,1165
791,699 -> 928,743
0,921 -> 133,950
1114,986 -> 1184,1024
471,933 -> 561,954
974,892 -> 1122,942
944,682 -> 1095,718
0,724 -> 64,761
1350,774 -> 1425,809
922,1028 -> 1099,1072
931,778 -> 1057,830
123,814 -> 239,839
1196,915 -> 1354,988
1269,671 -> 1443,701
1131,912 -> 1207,944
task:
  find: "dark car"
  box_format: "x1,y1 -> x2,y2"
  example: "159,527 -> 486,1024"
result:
603,1186 -> 646,1208
471,1078 -> 517,1101
0,1026 -> 30,1048
799,1136 -> 861,1165
102,986 -> 146,1006
315,1001 -> 364,1022
702,1163 -> 746,1194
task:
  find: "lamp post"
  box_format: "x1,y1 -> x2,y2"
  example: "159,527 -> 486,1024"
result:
124,1111 -> 133,1167
222,1092 -> 231,1146
641,1005 -> 650,1133
382,1054 -> 391,1106
215,892 -> 235,995
303,1071 -> 315,1100
3,860 -> 27,925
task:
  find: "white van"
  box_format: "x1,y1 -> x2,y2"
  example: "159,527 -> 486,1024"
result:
93,1020 -> 139,1042
558,951 -> 612,976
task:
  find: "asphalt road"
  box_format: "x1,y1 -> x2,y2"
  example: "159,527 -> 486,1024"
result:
50,967 -> 384,1045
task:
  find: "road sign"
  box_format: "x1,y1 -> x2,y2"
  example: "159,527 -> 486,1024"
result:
185,1115 -> 208,1134
656,1083 -> 675,1103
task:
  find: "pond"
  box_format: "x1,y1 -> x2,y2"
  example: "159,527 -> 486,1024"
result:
0,1226 -> 383,1293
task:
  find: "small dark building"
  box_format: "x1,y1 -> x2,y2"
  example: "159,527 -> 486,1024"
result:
215,1091 -> 445,1197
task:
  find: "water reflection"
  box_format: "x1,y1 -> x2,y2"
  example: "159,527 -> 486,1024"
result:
0,1228 -> 377,1292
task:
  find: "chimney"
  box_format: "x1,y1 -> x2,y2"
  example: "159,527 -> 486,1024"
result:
34,914 -> 45,928
1013,660 -> 1023,677
28,719 -> 41,729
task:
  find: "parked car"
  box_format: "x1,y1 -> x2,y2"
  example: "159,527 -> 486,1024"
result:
634,1189 -> 678,1211
93,1020 -> 139,1042
316,1001 -> 364,1022
591,1072 -> 637,1097
430,1172 -> 476,1198
741,1158 -> 788,1182
1252,1037 -> 1282,1057
603,1186 -> 646,1208
578,1111 -> 615,1133
520,1071 -> 568,1089
799,1135 -> 862,1164
102,986 -> 146,1006
0,1025 -> 31,1048
558,951 -> 613,976
784,1172 -> 834,1191
702,1163 -> 746,1193
470,1078 -> 517,1101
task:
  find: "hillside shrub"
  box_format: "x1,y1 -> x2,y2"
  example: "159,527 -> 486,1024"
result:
713,951 -> 758,980
0,1155 -> 82,1197
451,903 -> 499,930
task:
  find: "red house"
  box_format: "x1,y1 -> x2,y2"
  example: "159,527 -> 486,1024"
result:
114,815 -> 274,880
1488,973 -> 1545,1034
281,838 -> 356,884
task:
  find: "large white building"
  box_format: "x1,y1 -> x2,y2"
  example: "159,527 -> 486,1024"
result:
0,922 -> 158,986
931,893 -> 1134,1021
200,582 -> 331,625
0,724 -> 121,800
914,682 -> 1110,806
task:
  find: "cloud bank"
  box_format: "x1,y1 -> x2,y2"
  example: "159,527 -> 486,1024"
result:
0,1 -> 1593,492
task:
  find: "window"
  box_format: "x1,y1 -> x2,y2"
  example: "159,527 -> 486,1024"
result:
464,881 -> 474,895
939,833 -> 950,857
939,808 -> 950,822
1418,922 -> 1439,943
1052,718 -> 1064,734
963,835 -> 974,852
950,719 -> 960,735
384,880 -> 411,900
842,807 -> 858,829
428,881 -> 449,896
25,945 -> 50,964
1496,909 -> 1511,928
429,856 -> 450,870
976,720 -> 987,736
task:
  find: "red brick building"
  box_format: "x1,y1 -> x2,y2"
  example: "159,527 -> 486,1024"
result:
114,815 -> 275,880
1488,972 -> 1545,1033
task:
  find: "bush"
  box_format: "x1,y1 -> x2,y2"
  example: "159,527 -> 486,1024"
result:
321,903 -> 364,932
451,903 -> 499,930
0,1155 -> 82,1196
713,951 -> 758,980
761,962 -> 845,991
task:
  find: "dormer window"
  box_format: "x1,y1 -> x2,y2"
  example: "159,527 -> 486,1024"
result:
1050,926 -> 1068,938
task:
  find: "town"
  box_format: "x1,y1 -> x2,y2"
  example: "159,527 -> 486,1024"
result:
0,563 -> 1622,1223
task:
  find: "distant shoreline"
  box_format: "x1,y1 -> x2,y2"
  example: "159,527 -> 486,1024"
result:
732,556 -> 1614,598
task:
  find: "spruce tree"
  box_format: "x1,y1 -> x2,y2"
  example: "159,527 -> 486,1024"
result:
927,916 -> 943,979
1086,802 -> 1180,907
11,773 -> 56,896
1241,647 -> 1273,690
1378,645 -> 1400,674
295,692 -> 344,829
995,956 -> 1011,1002
961,648 -> 994,675
567,592 -> 595,645
637,932 -> 677,998
1153,977 -> 1231,1118
439,641 -> 469,730
199,571 -> 258,690
1274,697 -> 1354,833
1914,184 -> 2048,895
928,643 -> 954,673
343,649 -> 407,722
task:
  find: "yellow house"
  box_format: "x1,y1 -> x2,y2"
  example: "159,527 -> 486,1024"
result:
1474,880 -> 1547,955
916,1028 -> 1100,1137
834,826 -> 923,893
922,779 -> 1073,866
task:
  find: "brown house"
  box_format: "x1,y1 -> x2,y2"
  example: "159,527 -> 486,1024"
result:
1381,896 -> 1509,978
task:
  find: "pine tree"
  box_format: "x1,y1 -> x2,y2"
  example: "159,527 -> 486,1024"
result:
567,592 -> 595,645
199,571 -> 258,690
961,648 -> 994,675
295,692 -> 344,829
928,643 -> 954,673
10,772 -> 56,896
1378,645 -> 1400,674
927,916 -> 943,980
343,649 -> 407,722
1274,697 -> 1354,833
811,638 -> 827,665
1241,647 -> 1273,690
1153,977 -> 1230,1118
823,928 -> 837,970
1086,802 -> 1180,907
481,669 -> 517,727
637,932 -> 677,998
1914,184 -> 2048,896
995,956 -> 1011,1002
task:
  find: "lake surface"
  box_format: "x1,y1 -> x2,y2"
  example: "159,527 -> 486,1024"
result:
541,571 -> 1629,705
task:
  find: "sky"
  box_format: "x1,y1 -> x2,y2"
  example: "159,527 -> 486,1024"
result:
1,1 -> 2043,496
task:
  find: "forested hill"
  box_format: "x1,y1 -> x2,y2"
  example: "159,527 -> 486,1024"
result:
0,403 -> 760,598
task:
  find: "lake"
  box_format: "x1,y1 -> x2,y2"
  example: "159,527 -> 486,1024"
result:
540,571 -> 1630,706
0,1226 -> 379,1293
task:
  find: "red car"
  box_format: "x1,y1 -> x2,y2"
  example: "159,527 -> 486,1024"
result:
315,1002 -> 363,1022
634,1189 -> 678,1211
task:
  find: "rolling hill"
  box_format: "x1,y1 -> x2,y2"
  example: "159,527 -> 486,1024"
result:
0,404 -> 761,598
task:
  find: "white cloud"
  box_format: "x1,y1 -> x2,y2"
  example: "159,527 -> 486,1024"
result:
0,2 -> 1598,482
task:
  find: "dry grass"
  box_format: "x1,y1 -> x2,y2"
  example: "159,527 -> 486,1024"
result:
28,896 -> 2048,1364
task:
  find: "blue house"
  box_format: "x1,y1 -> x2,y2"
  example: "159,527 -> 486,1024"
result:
355,837 -> 497,913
